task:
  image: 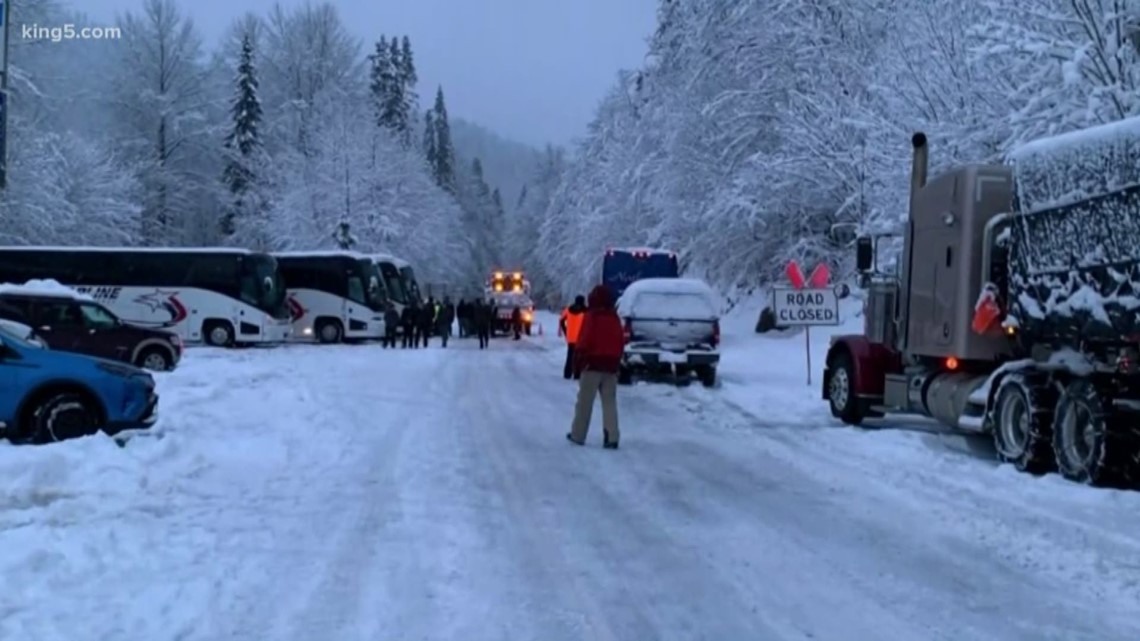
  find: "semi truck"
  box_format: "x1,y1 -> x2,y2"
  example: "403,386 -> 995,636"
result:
822,121 -> 1140,487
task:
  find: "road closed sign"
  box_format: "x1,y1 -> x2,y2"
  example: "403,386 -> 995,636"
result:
771,287 -> 839,326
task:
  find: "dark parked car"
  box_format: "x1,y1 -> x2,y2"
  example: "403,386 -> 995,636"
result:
0,288 -> 182,371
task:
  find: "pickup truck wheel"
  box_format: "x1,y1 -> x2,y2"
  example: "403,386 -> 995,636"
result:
698,366 -> 717,388
20,392 -> 102,443
618,367 -> 632,385
826,351 -> 864,425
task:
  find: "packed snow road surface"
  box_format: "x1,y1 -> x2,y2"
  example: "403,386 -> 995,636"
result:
2,309 -> 1140,641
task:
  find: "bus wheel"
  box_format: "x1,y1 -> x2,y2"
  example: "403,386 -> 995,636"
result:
204,321 -> 234,347
316,319 -> 343,344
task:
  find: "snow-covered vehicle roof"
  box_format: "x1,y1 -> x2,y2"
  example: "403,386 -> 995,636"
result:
0,318 -> 45,347
1007,115 -> 1140,212
0,245 -> 259,254
0,279 -> 94,301
607,246 -> 676,256
616,278 -> 720,320
371,253 -> 410,268
275,250 -> 376,261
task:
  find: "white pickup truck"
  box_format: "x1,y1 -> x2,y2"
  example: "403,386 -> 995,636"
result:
615,278 -> 721,387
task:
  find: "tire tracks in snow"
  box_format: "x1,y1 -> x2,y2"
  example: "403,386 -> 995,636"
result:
217,347 -> 448,640
628,380 -> 1140,639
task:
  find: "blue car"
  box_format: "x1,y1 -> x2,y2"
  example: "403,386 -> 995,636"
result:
0,322 -> 158,443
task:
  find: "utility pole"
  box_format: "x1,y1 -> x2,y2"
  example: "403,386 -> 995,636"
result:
0,0 -> 10,190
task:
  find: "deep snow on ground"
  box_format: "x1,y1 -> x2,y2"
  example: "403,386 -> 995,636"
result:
1,303 -> 1139,641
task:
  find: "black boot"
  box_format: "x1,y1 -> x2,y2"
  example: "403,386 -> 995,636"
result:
566,433 -> 584,446
603,431 -> 618,449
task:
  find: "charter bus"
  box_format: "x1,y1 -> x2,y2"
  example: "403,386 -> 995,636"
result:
274,251 -> 387,343
371,253 -> 422,307
0,246 -> 291,346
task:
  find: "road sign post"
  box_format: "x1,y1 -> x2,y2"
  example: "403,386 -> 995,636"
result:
0,0 -> 9,190
774,260 -> 839,386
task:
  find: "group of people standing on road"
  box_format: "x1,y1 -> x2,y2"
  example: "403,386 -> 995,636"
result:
380,296 -> 504,350
381,296 -> 455,349
559,285 -> 624,450
455,300 -> 497,348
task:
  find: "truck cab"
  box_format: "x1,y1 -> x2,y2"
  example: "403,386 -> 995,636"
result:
822,125 -> 1140,487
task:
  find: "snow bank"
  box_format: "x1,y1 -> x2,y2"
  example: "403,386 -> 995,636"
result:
0,345 -> 361,639
0,279 -> 93,301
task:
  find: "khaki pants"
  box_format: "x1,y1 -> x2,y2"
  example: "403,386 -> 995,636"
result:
569,370 -> 619,443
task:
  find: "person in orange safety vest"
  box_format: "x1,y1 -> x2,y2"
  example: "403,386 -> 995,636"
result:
559,295 -> 587,380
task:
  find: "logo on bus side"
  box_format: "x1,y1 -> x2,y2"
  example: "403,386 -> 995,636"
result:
287,294 -> 305,321
74,286 -> 123,300
132,290 -> 188,327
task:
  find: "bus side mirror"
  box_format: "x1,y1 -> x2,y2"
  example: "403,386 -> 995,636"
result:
856,236 -> 873,272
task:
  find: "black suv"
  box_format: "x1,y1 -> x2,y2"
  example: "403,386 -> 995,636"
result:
0,291 -> 182,371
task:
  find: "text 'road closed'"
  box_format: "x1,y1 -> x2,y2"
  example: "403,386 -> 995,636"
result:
771,288 -> 839,326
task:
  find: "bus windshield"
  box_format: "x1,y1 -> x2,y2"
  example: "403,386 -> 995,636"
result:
377,262 -> 408,305
400,266 -> 421,303
357,259 -> 388,310
242,254 -> 289,318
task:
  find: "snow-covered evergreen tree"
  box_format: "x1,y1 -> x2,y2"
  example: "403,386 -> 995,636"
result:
368,37 -> 391,129
400,35 -> 418,117
220,31 -> 265,240
429,87 -> 456,192
423,110 -> 437,169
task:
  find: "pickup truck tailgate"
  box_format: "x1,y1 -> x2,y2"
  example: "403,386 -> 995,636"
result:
629,317 -> 715,346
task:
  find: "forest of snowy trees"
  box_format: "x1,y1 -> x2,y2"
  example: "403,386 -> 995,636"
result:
4,0 -> 1140,303
511,0 -> 1140,303
0,0 -> 514,287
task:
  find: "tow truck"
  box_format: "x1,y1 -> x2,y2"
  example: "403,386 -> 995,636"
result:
823,122 -> 1140,487
486,270 -> 534,335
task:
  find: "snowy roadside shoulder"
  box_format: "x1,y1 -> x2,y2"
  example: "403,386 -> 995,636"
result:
0,345 -> 340,640
709,296 -> 863,428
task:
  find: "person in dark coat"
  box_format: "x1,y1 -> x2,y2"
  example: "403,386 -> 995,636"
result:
511,306 -> 523,340
417,301 -> 434,347
382,302 -> 399,348
438,297 -> 455,347
400,302 -> 418,348
459,300 -> 471,337
567,285 -> 624,449
474,300 -> 491,349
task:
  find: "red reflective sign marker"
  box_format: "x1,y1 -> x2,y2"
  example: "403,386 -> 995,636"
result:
786,261 -> 806,289
808,263 -> 830,288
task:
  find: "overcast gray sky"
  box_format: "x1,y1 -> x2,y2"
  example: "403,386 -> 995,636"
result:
77,0 -> 657,147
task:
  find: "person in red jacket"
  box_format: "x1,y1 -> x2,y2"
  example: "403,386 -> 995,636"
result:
567,284 -> 624,449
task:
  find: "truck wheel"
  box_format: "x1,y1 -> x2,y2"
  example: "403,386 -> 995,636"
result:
203,321 -> 234,347
992,373 -> 1055,474
618,367 -> 633,385
826,351 -> 864,425
698,365 -> 717,388
18,391 -> 103,444
1052,379 -> 1133,486
315,319 -> 343,344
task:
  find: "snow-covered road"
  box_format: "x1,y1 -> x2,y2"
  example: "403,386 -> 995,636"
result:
3,311 -> 1140,641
